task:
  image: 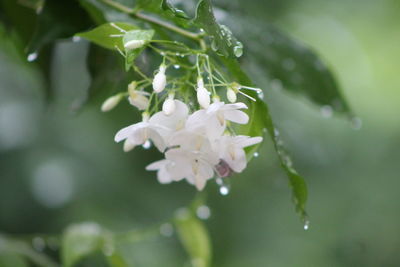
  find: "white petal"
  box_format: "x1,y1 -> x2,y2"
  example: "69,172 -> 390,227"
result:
123,139 -> 135,152
114,123 -> 142,142
197,87 -> 210,109
223,102 -> 248,110
146,159 -> 169,171
236,136 -> 263,148
148,129 -> 167,152
227,148 -> 247,173
157,167 -> 172,184
224,110 -> 249,124
162,98 -> 176,116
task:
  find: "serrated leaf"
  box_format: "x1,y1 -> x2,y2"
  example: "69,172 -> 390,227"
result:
194,0 -> 243,58
222,57 -> 308,222
77,22 -> 138,50
123,29 -> 154,70
174,209 -> 211,267
62,222 -> 105,267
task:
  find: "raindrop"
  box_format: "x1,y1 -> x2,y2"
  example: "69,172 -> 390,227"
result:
253,152 -> 259,157
216,177 -> 230,196
351,117 -> 362,130
257,90 -> 264,99
233,43 -> 243,57
27,52 -> 38,62
32,237 -> 46,252
72,36 -> 81,42
142,140 -> 151,149
303,220 -> 310,230
160,223 -> 174,237
199,28 -> 205,33
282,58 -> 296,71
320,105 -> 333,118
196,205 -> 211,220
173,64 -> 181,69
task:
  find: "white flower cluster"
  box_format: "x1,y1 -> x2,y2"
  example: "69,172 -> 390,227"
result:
104,64 -> 263,190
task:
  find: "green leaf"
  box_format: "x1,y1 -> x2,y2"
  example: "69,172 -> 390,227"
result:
62,222 -> 105,267
79,0 -> 137,25
123,29 -> 154,70
194,0 -> 243,58
0,252 -> 29,267
76,22 -> 138,50
222,57 -> 308,223
161,0 -> 190,19
27,0 -> 91,54
174,209 -> 211,267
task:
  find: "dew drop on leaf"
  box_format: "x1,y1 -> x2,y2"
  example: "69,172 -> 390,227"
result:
173,64 -> 181,69
27,52 -> 38,62
233,43 -> 243,57
303,220 -> 310,230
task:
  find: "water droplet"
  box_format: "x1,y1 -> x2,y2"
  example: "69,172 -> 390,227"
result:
72,36 -> 81,42
253,152 -> 259,157
32,237 -> 46,251
257,90 -> 264,99
142,140 -> 151,149
173,64 -> 181,69
351,117 -> 362,130
274,128 -> 280,137
27,52 -> 38,62
233,43 -> 243,57
282,58 -> 296,71
199,28 -> 205,33
303,220 -> 310,230
196,205 -> 211,220
320,105 -> 333,118
160,223 -> 174,237
216,177 -> 230,196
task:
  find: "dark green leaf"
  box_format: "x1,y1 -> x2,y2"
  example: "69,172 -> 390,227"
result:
0,252 -> 29,267
222,57 -> 308,222
123,29 -> 154,70
27,0 -> 92,55
194,0 -> 243,58
174,209 -> 211,267
77,22 -> 138,50
62,222 -> 105,267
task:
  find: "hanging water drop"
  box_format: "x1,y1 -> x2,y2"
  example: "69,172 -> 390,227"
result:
257,90 -> 264,99
233,43 -> 243,57
351,117 -> 362,130
253,152 -> 259,157
142,140 -> 151,149
27,52 -> 38,62
216,177 -> 230,196
303,220 -> 310,230
320,105 -> 333,118
173,64 -> 181,69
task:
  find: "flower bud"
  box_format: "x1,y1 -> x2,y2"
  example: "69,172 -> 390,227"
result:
162,94 -> 175,115
152,65 -> 167,93
124,40 -> 145,51
101,94 -> 122,112
197,86 -> 210,109
128,82 -> 149,110
226,87 -> 237,103
123,139 -> 135,152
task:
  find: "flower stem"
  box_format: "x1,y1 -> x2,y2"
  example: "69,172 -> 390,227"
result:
100,0 -> 204,41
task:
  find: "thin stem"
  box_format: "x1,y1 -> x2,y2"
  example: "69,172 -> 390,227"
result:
100,0 -> 203,41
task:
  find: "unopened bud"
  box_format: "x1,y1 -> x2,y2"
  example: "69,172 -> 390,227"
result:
124,40 -> 145,50
101,94 -> 122,112
123,139 -> 135,152
152,65 -> 167,93
128,82 -> 149,110
162,94 -> 175,115
226,88 -> 237,103
197,86 -> 210,109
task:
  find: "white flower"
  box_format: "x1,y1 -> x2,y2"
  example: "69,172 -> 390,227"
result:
196,77 -> 210,109
152,65 -> 167,93
114,113 -> 167,152
101,94 -> 122,112
162,94 -> 175,116
123,139 -> 136,152
124,40 -> 145,50
215,135 -> 263,173
128,82 -> 149,110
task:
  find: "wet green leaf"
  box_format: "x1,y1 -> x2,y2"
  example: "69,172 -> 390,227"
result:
194,0 -> 243,58
174,209 -> 211,267
222,57 -> 308,222
161,0 -> 190,19
77,22 -> 138,50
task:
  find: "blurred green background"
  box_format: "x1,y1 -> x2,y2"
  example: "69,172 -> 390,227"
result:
1,0 -> 399,266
